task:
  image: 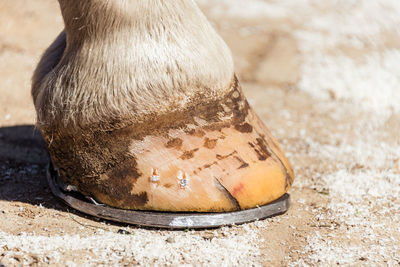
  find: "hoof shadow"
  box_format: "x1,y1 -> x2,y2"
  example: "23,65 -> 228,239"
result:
0,125 -> 67,211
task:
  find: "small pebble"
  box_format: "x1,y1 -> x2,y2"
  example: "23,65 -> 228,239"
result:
166,237 -> 175,243
117,229 -> 132,235
201,232 -> 215,241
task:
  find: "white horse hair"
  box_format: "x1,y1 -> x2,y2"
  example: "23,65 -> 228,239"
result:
32,0 -> 234,130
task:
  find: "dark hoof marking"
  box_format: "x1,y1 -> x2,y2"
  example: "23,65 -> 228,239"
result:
248,137 -> 272,161
165,138 -> 183,149
216,151 -> 237,160
234,156 -> 249,169
164,183 -> 173,189
187,129 -> 206,138
180,148 -> 199,160
234,123 -> 253,133
128,192 -> 149,206
203,161 -> 218,170
203,138 -> 218,149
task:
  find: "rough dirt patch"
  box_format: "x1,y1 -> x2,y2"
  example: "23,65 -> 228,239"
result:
1,0 -> 399,266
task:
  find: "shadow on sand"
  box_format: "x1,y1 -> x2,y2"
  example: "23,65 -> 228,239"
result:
0,125 -> 147,229
0,125 -> 68,211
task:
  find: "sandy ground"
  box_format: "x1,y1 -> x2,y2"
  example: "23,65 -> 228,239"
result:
1,0 -> 400,266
